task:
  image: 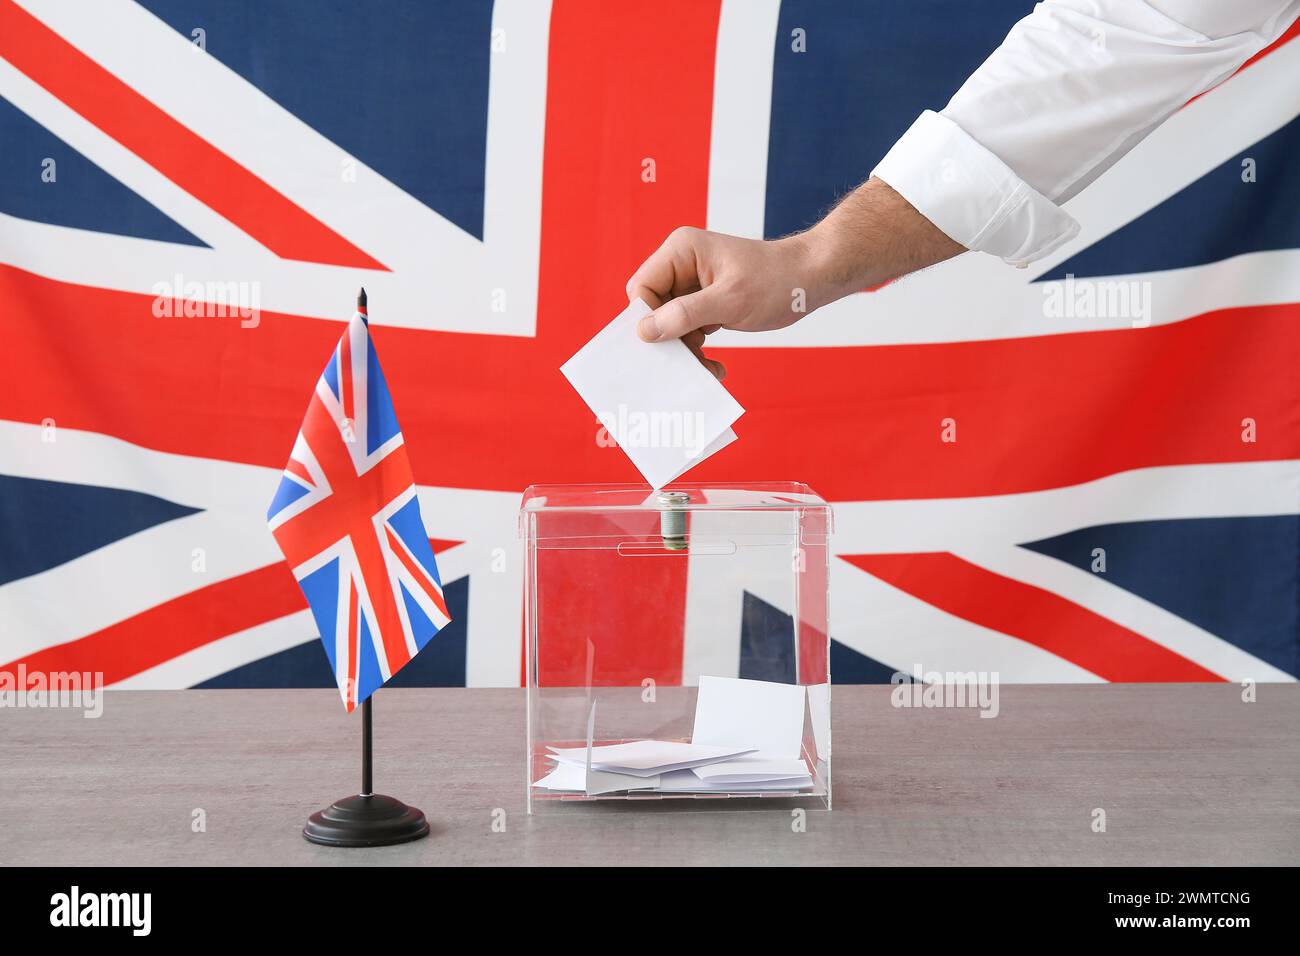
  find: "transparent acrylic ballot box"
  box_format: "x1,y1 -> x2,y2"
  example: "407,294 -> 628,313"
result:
521,483 -> 831,812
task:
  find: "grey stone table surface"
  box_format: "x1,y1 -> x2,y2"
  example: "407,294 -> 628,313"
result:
0,684 -> 1295,866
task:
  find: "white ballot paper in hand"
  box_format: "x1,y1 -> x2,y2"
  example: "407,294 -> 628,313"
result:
560,298 -> 744,488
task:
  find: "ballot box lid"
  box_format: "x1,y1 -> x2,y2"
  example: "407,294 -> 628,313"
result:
520,481 -> 828,513
518,482 -> 832,547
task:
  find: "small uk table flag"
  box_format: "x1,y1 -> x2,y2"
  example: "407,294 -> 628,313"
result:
266,291 -> 451,711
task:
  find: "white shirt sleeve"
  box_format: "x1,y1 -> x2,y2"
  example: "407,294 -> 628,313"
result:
871,0 -> 1300,265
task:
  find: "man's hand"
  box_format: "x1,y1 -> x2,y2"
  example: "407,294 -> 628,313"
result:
626,229 -> 818,380
626,176 -> 965,378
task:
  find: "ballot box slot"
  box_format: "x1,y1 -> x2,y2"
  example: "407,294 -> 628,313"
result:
615,540 -> 737,557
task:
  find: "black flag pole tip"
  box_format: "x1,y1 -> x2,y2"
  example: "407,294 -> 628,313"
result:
357,287 -> 367,310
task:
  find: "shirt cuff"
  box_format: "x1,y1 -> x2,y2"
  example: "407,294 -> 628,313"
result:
872,109 -> 1081,266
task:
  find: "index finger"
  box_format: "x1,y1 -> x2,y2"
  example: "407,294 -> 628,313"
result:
625,227 -> 702,309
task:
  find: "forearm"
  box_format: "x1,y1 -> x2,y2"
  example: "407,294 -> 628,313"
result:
873,0 -> 1299,265
792,176 -> 966,310
628,175 -> 968,352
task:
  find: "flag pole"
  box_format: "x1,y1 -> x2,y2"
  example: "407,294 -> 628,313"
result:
361,697 -> 373,796
358,284 -> 374,802
301,288 -> 430,847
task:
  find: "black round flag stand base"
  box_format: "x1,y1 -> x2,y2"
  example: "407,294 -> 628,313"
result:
303,793 -> 430,847
303,692 -> 429,847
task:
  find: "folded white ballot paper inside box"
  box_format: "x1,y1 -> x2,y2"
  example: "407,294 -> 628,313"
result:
532,678 -> 818,797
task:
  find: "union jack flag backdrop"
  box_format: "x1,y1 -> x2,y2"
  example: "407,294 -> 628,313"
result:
1,0 -> 1297,690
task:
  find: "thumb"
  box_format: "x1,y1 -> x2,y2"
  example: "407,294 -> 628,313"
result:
636,285 -> 725,342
